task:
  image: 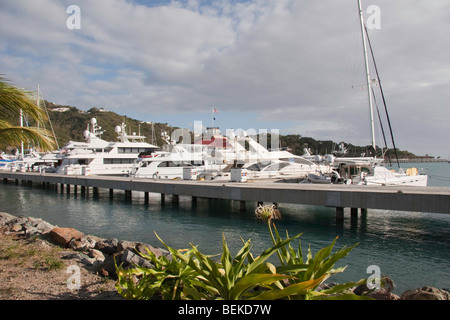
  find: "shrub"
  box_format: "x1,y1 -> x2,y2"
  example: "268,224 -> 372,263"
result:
115,205 -> 370,300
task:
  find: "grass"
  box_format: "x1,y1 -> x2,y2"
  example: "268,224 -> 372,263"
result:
0,234 -> 64,271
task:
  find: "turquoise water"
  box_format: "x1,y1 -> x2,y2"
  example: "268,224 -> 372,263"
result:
1,162 -> 449,295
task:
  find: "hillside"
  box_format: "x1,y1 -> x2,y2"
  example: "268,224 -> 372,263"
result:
41,101 -> 418,159
45,102 -> 174,148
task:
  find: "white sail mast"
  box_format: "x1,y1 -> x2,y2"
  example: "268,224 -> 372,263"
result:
358,0 -> 376,153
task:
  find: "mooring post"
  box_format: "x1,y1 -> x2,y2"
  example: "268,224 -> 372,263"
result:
240,201 -> 246,212
336,207 -> 344,221
93,187 -> 99,198
125,190 -> 132,202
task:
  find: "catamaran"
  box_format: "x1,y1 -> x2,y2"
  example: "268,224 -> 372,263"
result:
324,0 -> 428,186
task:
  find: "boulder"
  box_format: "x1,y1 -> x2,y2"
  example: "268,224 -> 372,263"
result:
89,249 -> 105,262
121,249 -> 153,269
95,238 -> 118,255
69,236 -> 97,251
10,223 -> 23,232
135,242 -> 170,259
49,227 -> 84,248
0,212 -> 16,226
117,240 -> 138,252
401,286 -> 450,300
27,218 -> 55,234
98,252 -> 123,279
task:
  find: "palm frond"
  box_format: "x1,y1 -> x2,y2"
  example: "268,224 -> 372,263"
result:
0,76 -> 48,123
0,120 -> 56,151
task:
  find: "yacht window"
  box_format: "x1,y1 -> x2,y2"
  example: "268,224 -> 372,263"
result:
104,158 -> 135,164
157,161 -> 181,168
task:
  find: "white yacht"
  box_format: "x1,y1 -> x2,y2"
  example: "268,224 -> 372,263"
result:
131,128 -> 229,179
56,118 -> 159,176
131,143 -> 228,180
331,157 -> 427,186
230,134 -> 333,181
131,128 -> 333,181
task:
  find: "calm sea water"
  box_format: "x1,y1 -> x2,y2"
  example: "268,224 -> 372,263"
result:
1,162 -> 449,295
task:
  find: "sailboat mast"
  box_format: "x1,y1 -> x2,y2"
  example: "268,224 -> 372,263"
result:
358,0 -> 376,153
20,109 -> 24,159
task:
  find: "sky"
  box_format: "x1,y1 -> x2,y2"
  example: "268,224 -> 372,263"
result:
1,0 -> 449,157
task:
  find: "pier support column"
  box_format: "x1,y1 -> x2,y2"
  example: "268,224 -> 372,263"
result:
336,207 -> 344,221
93,187 -> 99,198
66,184 -> 70,193
240,201 -> 246,212
144,192 -> 149,203
351,208 -> 358,218
109,189 -> 114,199
125,190 -> 132,202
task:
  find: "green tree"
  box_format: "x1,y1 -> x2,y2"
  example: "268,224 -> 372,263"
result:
0,77 -> 56,151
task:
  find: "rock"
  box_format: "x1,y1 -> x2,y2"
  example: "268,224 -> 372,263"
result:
95,238 -> 118,255
29,219 -> 55,234
135,242 -> 170,259
10,223 -> 23,232
49,227 -> 84,248
401,286 -> 450,300
98,252 -> 123,279
69,235 -> 97,251
121,249 -> 153,269
0,212 -> 16,226
23,225 -> 42,238
89,249 -> 105,262
117,240 -> 138,252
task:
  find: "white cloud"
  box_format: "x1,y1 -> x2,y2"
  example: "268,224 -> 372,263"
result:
0,0 -> 449,157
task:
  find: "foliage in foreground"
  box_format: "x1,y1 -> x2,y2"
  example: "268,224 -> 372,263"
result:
116,205 -> 371,300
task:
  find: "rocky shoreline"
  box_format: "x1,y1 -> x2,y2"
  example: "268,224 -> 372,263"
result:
1,212 -> 449,300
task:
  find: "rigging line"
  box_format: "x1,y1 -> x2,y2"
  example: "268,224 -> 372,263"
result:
372,87 -> 391,165
39,90 -> 59,150
363,23 -> 400,168
428,175 -> 450,182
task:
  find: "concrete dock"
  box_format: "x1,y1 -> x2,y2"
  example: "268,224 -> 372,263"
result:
1,172 -> 449,219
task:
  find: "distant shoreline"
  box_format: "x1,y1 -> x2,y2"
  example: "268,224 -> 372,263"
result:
385,158 -> 448,163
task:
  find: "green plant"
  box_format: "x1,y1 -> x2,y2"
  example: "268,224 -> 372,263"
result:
115,244 -> 213,300
115,206 -> 371,300
254,204 -> 370,300
176,233 -> 301,300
